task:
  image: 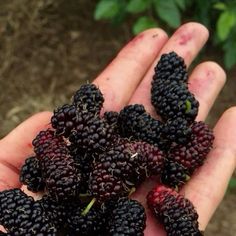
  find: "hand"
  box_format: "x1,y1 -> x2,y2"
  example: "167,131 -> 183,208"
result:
0,22 -> 235,235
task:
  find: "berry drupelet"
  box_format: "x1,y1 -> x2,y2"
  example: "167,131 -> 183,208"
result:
147,185 -> 203,236
19,156 -> 45,192
107,197 -> 146,236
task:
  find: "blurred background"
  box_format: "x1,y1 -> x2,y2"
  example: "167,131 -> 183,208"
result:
0,0 -> 235,235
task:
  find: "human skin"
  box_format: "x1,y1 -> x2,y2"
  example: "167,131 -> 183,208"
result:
0,22 -> 235,235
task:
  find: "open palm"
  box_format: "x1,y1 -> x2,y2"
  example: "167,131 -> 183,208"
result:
0,22 -> 235,235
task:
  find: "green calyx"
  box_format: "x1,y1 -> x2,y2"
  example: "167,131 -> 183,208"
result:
185,100 -> 192,113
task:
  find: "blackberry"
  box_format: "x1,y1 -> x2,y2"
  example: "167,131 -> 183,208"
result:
153,51 -> 188,83
118,104 -> 164,148
0,189 -> 56,235
161,117 -> 192,144
69,116 -> 115,154
168,121 -> 214,173
108,198 -> 146,236
151,80 -> 199,122
147,185 -> 203,236
66,203 -> 106,235
160,161 -> 190,188
72,84 -> 104,114
19,156 -> 45,192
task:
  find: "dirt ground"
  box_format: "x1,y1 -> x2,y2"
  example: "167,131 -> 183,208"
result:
0,0 -> 235,235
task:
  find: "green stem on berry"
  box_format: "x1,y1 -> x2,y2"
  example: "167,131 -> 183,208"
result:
128,187 -> 136,196
81,197 -> 96,216
79,193 -> 91,197
185,100 -> 192,113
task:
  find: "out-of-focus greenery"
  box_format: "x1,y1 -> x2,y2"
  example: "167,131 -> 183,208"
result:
94,0 -> 236,69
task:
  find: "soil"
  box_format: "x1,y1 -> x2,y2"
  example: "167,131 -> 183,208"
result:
0,0 -> 235,235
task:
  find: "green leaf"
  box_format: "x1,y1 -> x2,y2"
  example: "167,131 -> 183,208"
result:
132,16 -> 158,35
228,178 -> 236,189
94,0 -> 120,20
175,0 -> 186,10
213,2 -> 227,11
126,0 -> 151,13
217,11 -> 236,41
154,0 -> 181,28
224,43 -> 236,69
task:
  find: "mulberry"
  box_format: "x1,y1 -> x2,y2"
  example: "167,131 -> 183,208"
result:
38,195 -> 81,228
0,189 -> 56,235
72,84 -> 104,114
147,185 -> 203,236
153,51 -> 188,83
126,141 -> 165,183
161,117 -> 192,144
118,104 -> 164,148
66,203 -> 106,235
32,129 -> 63,157
89,167 -> 126,203
19,156 -> 45,192
69,116 -> 115,154
108,198 -> 146,236
168,121 -> 214,173
41,148 -> 81,201
51,104 -> 78,137
160,161 -> 190,188
151,80 -> 199,122
89,140 -> 165,203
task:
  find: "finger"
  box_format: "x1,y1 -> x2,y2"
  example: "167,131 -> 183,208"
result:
0,112 -> 51,190
189,61 -> 226,121
93,28 -> 168,112
181,107 -> 236,229
129,22 -> 209,113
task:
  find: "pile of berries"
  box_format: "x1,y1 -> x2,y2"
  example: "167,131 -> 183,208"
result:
0,52 -> 214,235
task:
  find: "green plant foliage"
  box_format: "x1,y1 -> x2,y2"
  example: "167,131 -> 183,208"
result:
94,0 -> 120,20
217,11 -> 235,41
153,0 -> 181,28
133,16 -> 158,35
126,0 -> 152,13
228,177 -> 236,190
94,0 -> 236,68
